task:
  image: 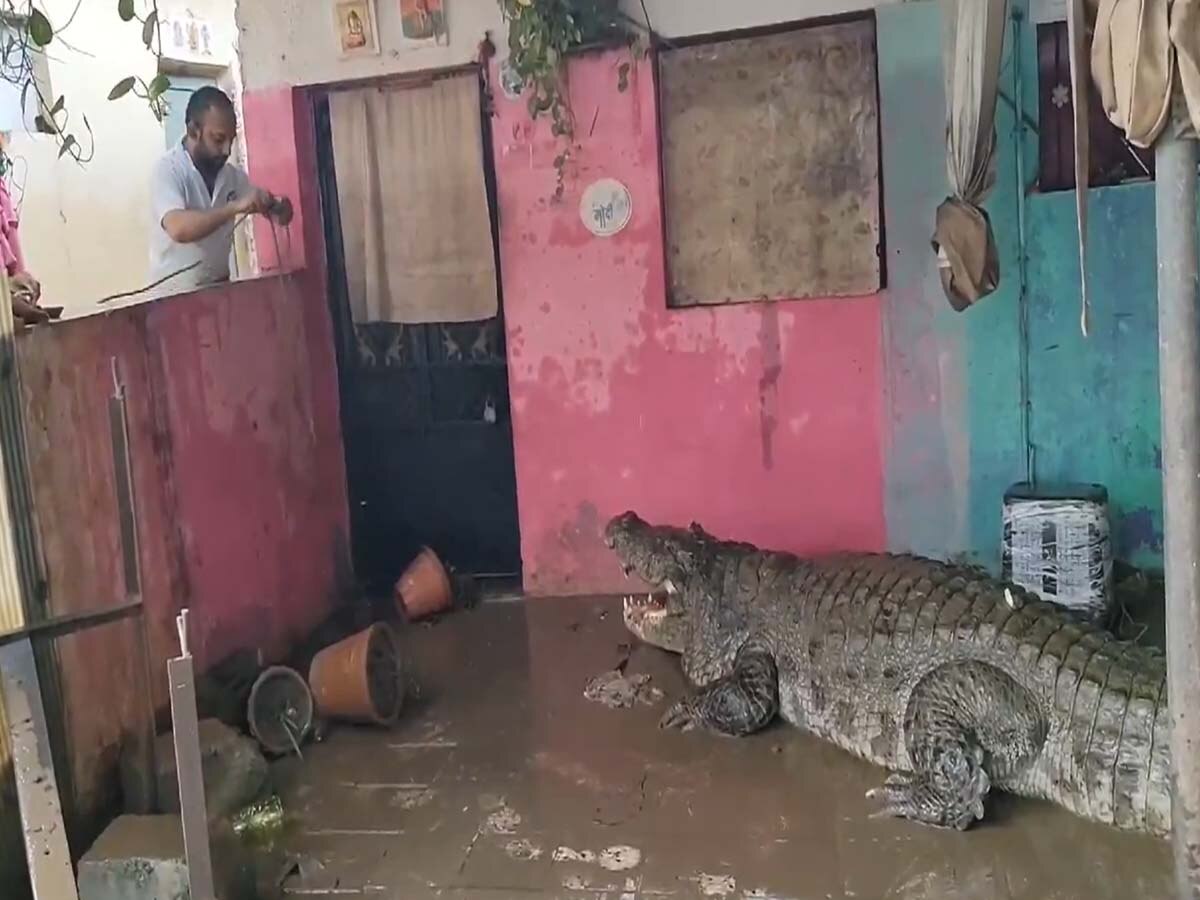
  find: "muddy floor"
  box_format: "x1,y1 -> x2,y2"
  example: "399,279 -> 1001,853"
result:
267,596 -> 1174,899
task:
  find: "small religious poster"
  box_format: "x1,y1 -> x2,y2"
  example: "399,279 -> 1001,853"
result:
398,0 -> 448,48
334,0 -> 380,57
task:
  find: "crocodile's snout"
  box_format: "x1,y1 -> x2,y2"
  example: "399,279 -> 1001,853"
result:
603,511 -> 642,551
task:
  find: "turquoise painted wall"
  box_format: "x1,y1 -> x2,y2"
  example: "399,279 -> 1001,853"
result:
877,1 -> 972,562
1025,186 -> 1164,570
879,0 -> 1167,572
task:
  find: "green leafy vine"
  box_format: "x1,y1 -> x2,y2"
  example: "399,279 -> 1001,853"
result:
496,0 -> 639,200
0,1 -> 165,164
106,0 -> 171,123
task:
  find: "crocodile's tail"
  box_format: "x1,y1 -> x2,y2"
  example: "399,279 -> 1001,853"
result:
1044,636 -> 1171,836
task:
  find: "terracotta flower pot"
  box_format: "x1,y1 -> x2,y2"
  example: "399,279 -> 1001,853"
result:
395,547 -> 453,621
308,622 -> 405,726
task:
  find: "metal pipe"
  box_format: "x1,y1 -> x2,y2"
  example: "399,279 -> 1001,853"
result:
1156,111 -> 1200,900
1011,6 -> 1034,485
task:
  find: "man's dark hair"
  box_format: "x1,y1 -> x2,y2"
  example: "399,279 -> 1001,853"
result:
184,86 -> 236,129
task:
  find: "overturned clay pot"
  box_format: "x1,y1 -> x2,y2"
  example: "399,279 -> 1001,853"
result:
308,622 -> 405,727
395,547 -> 453,621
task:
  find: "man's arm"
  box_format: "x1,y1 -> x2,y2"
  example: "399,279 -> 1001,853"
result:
153,161 -> 273,245
161,189 -> 274,244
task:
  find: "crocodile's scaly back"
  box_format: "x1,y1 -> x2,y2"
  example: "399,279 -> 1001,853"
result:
607,512 -> 1172,837
760,553 -> 1172,836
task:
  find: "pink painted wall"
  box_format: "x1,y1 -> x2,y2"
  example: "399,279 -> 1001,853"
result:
491,51 -> 886,595
17,270 -> 349,825
242,86 -> 319,276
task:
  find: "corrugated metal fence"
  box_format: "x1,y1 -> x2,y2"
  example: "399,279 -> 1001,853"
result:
0,271 -> 43,893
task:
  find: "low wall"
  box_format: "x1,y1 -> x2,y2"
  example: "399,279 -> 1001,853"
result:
14,269 -> 349,838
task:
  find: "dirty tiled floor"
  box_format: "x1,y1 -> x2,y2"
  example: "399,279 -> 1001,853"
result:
269,598 -> 1173,899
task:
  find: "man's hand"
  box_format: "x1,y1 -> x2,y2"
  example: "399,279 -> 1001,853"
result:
163,188 -> 272,244
12,295 -> 49,325
235,188 -> 275,218
10,272 -> 40,302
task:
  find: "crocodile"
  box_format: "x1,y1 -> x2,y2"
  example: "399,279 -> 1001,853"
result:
603,511 -> 1172,836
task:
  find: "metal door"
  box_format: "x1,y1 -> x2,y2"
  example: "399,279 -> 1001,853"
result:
313,83 -> 521,594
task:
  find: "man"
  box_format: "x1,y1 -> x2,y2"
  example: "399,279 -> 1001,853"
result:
149,86 -> 274,295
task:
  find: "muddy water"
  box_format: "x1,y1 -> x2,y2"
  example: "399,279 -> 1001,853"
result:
267,598 -> 1173,899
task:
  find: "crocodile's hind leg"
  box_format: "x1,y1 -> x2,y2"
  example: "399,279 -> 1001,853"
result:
660,639 -> 778,736
868,661 -> 1047,830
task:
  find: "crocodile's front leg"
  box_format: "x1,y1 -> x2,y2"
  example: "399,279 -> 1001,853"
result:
868,660 -> 1047,830
660,639 -> 778,736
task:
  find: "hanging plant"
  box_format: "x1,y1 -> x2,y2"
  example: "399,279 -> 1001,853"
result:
496,0 -> 638,199
0,1 -> 169,163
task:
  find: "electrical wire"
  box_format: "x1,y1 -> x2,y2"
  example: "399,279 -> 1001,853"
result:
96,210 -> 256,306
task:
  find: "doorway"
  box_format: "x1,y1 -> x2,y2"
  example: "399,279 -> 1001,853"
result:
162,75 -> 215,148
313,73 -> 522,596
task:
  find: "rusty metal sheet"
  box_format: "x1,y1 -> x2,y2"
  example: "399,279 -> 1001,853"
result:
659,18 -> 883,306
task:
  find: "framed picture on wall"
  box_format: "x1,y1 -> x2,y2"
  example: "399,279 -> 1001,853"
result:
398,0 -> 448,48
334,0 -> 381,57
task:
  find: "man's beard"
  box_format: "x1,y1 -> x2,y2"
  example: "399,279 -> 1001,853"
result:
196,154 -> 227,178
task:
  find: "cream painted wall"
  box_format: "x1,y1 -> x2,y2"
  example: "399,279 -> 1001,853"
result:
235,0 -> 899,92
235,0 -> 505,91
9,0 -> 238,316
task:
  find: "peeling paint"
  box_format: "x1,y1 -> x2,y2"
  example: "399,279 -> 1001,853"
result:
584,669 -> 664,709
694,873 -> 737,897
553,844 -> 643,872
484,805 -> 522,835
390,788 -> 434,810
492,52 -> 885,596
599,846 -> 643,871
554,847 -> 597,864
505,839 -> 543,861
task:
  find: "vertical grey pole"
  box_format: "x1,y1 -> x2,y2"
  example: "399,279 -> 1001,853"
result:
1157,112 -> 1200,900
168,610 -> 215,900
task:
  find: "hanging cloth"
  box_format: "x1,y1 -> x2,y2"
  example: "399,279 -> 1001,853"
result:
932,0 -> 1009,311
1064,0 -> 1200,336
1066,0 -> 1093,335
329,73 -> 498,325
1090,0 -> 1200,148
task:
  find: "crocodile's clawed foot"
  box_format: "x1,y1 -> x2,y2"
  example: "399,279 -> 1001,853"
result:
865,767 -> 989,831
659,698 -> 698,732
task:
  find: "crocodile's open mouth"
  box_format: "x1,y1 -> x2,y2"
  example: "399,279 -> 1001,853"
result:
623,591 -> 667,617
621,592 -> 687,654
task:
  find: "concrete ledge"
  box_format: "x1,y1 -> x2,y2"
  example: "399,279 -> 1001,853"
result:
78,815 -> 261,900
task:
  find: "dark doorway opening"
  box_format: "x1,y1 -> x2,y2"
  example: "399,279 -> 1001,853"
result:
312,74 -> 522,596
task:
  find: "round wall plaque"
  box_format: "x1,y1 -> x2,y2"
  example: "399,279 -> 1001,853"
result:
580,178 -> 633,237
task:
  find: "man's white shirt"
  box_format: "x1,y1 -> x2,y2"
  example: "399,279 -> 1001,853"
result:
148,142 -> 251,294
